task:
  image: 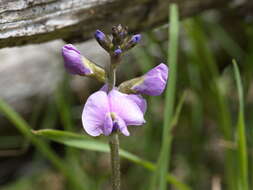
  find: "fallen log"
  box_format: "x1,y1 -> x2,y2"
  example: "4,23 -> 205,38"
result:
1,0 -> 252,48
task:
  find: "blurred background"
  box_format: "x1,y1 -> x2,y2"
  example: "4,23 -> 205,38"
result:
0,6 -> 253,190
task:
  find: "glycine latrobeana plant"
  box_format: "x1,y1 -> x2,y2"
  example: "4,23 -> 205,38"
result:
61,24 -> 168,190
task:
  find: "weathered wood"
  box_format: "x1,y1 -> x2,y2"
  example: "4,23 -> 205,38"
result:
0,0 -> 252,112
1,0 -> 252,48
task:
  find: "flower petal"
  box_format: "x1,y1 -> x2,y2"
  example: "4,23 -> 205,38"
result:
132,63 -> 168,96
127,94 -> 147,114
82,91 -> 110,136
108,90 -> 145,126
101,85 -> 147,114
114,115 -> 129,136
103,113 -> 113,136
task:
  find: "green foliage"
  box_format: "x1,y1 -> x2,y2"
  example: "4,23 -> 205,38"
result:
151,4 -> 180,190
33,129 -> 190,190
233,60 -> 249,190
0,98 -> 84,190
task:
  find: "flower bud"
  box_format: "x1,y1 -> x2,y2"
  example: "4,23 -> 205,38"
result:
94,30 -> 112,52
95,30 -> 105,41
114,48 -> 122,56
62,44 -> 92,75
131,34 -> 141,43
122,34 -> 142,51
119,63 -> 168,96
112,24 -> 128,46
62,44 -> 105,82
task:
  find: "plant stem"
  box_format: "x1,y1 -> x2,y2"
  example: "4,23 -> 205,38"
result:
109,132 -> 121,190
108,55 -> 120,190
108,63 -> 116,91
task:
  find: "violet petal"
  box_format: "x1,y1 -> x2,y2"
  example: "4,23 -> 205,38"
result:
133,63 -> 168,96
127,94 -> 147,114
103,113 -> 113,136
82,91 -> 110,136
108,89 -> 145,126
114,115 -> 129,136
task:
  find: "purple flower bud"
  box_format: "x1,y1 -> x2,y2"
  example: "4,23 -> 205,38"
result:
131,34 -> 141,43
62,44 -> 92,75
82,89 -> 146,136
122,34 -> 142,51
114,48 -> 122,56
132,63 -> 168,96
95,30 -> 106,41
94,30 -> 113,52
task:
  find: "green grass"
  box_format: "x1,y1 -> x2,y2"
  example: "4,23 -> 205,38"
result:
0,98 -> 85,190
33,129 -> 191,190
150,4 -> 180,190
233,60 -> 249,190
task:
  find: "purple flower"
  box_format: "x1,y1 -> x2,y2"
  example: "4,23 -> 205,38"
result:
132,63 -> 168,96
131,34 -> 141,43
62,44 -> 92,75
82,89 -> 146,136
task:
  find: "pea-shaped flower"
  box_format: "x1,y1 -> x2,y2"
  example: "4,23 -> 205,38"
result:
62,44 -> 105,82
62,44 -> 92,75
119,63 -> 168,96
82,89 -> 146,136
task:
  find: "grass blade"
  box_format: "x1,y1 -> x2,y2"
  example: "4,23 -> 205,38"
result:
184,18 -> 237,190
0,98 -> 84,190
55,76 -> 92,189
233,59 -> 249,190
33,129 -> 191,190
155,4 -> 179,190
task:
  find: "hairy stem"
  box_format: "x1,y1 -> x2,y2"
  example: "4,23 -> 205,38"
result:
108,56 -> 120,190
109,132 -> 120,190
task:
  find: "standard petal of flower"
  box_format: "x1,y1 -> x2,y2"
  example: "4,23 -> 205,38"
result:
133,63 -> 168,96
114,115 -> 129,136
82,91 -> 110,136
101,85 -> 147,113
62,44 -> 92,75
127,94 -> 147,114
103,113 -> 113,136
108,90 -> 145,126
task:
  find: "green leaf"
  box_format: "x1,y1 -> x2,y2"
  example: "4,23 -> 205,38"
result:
0,98 -> 84,190
33,129 -> 191,190
152,4 -> 179,190
233,59 -> 249,190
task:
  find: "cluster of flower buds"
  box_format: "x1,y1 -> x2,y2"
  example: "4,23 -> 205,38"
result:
94,24 -> 141,63
61,24 -> 169,137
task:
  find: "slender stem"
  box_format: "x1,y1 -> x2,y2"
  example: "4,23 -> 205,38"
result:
108,55 -> 120,190
109,132 -> 121,190
108,63 -> 116,91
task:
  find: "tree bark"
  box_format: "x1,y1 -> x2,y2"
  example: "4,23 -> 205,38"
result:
1,0 -> 252,48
